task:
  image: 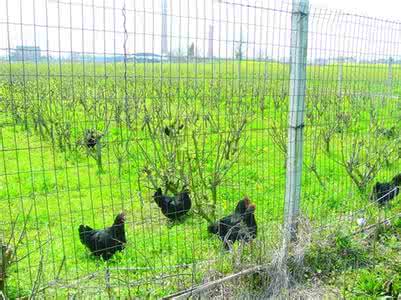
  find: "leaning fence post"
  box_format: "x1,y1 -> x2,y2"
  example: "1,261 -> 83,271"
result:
282,0 -> 309,255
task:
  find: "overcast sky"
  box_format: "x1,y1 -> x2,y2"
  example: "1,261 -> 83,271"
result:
0,0 -> 400,60
311,0 -> 399,19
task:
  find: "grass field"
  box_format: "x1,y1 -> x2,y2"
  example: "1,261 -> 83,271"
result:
1,60 -> 401,298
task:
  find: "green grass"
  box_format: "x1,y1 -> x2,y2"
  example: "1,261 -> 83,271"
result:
1,60 -> 401,298
303,218 -> 401,299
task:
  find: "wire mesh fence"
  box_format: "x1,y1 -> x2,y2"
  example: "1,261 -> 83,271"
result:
1,0 -> 401,298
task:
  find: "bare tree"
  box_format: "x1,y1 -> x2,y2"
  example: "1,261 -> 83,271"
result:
136,80 -> 254,222
235,28 -> 246,62
187,42 -> 195,60
333,96 -> 400,194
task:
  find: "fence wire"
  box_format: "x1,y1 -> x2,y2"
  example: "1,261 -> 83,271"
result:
1,0 -> 401,298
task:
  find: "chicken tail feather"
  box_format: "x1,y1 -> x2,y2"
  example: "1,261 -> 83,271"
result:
78,225 -> 93,245
208,223 -> 218,234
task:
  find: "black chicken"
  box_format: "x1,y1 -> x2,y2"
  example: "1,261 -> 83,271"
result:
164,124 -> 184,137
78,212 -> 127,260
82,129 -> 104,149
153,187 -> 192,220
240,204 -> 257,242
208,197 -> 257,249
370,173 -> 401,206
85,129 -> 97,149
164,126 -> 172,137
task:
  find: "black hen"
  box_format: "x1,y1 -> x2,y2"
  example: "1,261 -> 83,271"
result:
153,188 -> 191,220
84,129 -> 102,149
208,198 -> 257,249
370,173 -> 401,206
164,124 -> 184,137
240,204 -> 257,242
78,212 -> 127,260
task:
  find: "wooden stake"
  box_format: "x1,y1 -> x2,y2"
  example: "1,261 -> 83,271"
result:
0,245 -> 8,295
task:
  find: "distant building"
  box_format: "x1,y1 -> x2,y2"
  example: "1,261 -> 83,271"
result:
333,56 -> 357,63
11,46 -> 41,61
129,53 -> 167,63
70,52 -> 82,62
68,52 -> 126,63
208,25 -> 214,59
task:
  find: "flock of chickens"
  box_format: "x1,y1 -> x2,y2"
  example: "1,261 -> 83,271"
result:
78,172 -> 401,261
78,188 -> 257,260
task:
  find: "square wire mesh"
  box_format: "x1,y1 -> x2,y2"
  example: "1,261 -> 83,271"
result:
0,0 -> 401,298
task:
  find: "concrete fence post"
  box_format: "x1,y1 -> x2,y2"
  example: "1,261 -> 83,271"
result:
282,0 -> 309,255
